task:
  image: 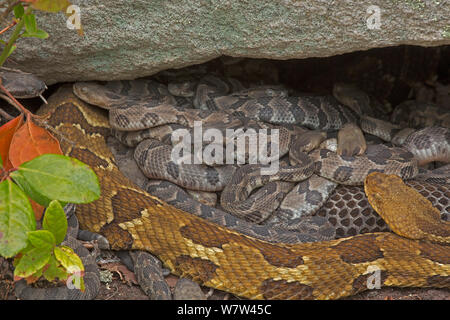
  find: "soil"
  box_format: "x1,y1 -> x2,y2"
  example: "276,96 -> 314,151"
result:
1,255 -> 449,300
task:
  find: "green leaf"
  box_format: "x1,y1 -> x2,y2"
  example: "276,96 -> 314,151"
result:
23,14 -> 38,34
0,154 -> 3,169
5,44 -> 16,59
28,230 -> 55,250
21,29 -> 49,39
13,4 -> 25,18
42,255 -> 69,282
31,0 -> 71,13
12,154 -> 100,207
55,246 -> 84,291
42,200 -> 67,245
28,264 -> 44,280
0,180 -> 36,258
12,242 -> 32,268
14,246 -> 52,278
10,170 -> 58,208
54,245 -> 84,274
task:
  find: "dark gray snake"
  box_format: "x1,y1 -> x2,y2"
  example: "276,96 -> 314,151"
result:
0,67 -> 46,99
83,74 -> 446,235
71,77 -> 450,233
10,73 -> 448,300
72,78 -> 433,221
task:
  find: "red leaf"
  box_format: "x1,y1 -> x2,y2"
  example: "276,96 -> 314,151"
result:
6,118 -> 61,220
24,274 -> 40,285
30,199 -> 45,220
13,275 -> 23,282
9,119 -> 62,168
0,115 -> 24,171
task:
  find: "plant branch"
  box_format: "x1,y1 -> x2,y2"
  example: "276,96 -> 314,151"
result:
0,5 -> 32,67
0,19 -> 16,35
0,104 -> 14,120
0,82 -> 30,116
0,1 -> 20,28
0,91 -> 23,114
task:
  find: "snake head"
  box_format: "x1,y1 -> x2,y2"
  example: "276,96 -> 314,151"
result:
364,172 -> 448,243
73,81 -> 124,110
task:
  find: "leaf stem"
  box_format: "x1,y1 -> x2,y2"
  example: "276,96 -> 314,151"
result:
0,104 -> 14,120
0,5 -> 32,68
0,19 -> 16,35
0,167 -> 16,182
0,0 -> 21,27
0,82 -> 30,116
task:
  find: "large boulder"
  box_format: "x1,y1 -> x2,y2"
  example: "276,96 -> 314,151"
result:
7,0 -> 450,84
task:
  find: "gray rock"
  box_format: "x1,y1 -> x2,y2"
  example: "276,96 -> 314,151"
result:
6,0 -> 450,84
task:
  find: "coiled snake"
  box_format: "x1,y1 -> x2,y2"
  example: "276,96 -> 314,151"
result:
35,86 -> 449,300
74,78 -> 443,225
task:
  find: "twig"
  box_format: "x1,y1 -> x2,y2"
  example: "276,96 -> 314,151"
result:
1,167 -> 17,181
0,105 -> 13,120
0,6 -> 32,67
0,91 -> 19,112
0,0 -> 21,27
0,82 -> 30,116
0,19 -> 16,35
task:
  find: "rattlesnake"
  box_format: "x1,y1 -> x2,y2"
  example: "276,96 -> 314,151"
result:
1,57 -> 447,299
72,78 -> 449,224
31,83 -> 450,299
0,67 -> 46,99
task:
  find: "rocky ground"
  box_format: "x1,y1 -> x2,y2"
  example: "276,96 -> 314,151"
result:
1,253 -> 449,300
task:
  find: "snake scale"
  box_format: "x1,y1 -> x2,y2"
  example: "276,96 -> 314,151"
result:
34,85 -> 449,300
73,78 -> 443,226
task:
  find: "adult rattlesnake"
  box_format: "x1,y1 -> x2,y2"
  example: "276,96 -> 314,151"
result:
35,86 -> 449,300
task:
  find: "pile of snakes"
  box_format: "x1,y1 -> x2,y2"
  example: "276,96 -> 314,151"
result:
14,70 -> 450,299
